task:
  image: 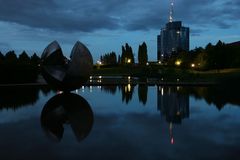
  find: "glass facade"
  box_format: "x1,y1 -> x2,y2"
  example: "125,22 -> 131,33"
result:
157,21 -> 189,60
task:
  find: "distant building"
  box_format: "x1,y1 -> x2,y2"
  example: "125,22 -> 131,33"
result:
157,0 -> 190,60
157,21 -> 189,60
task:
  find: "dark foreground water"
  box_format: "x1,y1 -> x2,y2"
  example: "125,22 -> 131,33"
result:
0,85 -> 239,160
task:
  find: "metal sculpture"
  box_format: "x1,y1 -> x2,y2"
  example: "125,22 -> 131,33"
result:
41,41 -> 93,90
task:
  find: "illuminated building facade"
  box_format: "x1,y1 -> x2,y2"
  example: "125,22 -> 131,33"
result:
157,0 -> 190,60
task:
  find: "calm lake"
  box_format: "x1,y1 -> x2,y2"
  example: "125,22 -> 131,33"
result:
0,85 -> 239,160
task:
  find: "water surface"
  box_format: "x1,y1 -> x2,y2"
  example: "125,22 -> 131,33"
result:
0,85 -> 239,160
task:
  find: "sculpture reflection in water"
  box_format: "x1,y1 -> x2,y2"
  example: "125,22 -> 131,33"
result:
41,93 -> 94,142
41,41 -> 93,91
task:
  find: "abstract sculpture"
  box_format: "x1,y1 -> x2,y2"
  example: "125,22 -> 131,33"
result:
41,41 -> 93,91
41,93 -> 94,142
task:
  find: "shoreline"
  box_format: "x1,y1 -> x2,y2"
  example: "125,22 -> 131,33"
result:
0,68 -> 239,87
0,80 -> 216,87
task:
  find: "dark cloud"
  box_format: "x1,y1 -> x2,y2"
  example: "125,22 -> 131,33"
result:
0,0 -> 120,32
124,12 -> 165,31
176,0 -> 240,29
191,29 -> 207,34
190,28 -> 213,37
0,0 -> 239,32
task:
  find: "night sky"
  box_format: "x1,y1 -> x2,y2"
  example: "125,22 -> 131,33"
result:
0,0 -> 239,61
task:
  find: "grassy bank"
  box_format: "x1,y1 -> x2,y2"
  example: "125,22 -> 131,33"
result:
0,64 -> 239,85
93,65 -> 240,84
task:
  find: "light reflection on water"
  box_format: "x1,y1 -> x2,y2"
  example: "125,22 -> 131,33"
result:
0,85 -> 240,160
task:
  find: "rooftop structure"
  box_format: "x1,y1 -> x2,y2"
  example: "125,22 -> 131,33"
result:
157,0 -> 190,60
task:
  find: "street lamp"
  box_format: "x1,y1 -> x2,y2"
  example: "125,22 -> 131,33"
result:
97,60 -> 102,65
96,60 -> 103,69
175,60 -> 182,66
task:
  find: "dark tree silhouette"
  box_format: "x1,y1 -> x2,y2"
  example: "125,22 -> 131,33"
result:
0,50 -> 40,83
118,55 -> 121,64
18,51 -> 31,65
5,51 -> 17,65
166,40 -> 240,70
101,52 -> 117,65
0,51 -> 4,64
138,42 -> 148,65
30,53 -> 41,65
121,43 -> 135,64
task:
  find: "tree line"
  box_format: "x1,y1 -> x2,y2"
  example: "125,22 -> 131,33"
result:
99,42 -> 148,66
0,50 -> 41,83
0,50 -> 40,66
100,52 -> 118,65
166,40 -> 240,70
99,40 -> 240,70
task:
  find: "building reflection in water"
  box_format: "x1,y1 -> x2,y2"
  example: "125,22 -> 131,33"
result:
157,86 -> 189,144
41,93 -> 94,142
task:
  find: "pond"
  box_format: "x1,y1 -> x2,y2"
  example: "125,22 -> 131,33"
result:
0,85 -> 239,160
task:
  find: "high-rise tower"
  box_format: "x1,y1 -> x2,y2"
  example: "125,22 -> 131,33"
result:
169,0 -> 174,22
157,0 -> 190,60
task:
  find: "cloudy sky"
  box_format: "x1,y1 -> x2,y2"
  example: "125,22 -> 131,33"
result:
0,0 -> 239,61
